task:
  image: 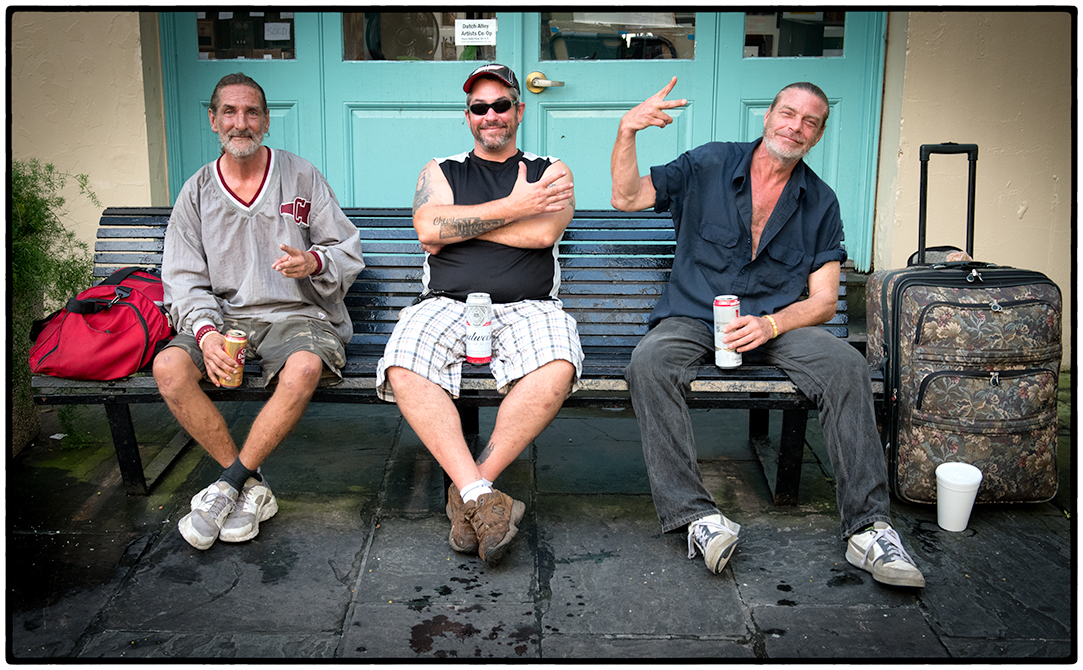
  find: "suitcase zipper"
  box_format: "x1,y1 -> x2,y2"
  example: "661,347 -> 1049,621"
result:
915,367 -> 1056,411
913,298 -> 1058,346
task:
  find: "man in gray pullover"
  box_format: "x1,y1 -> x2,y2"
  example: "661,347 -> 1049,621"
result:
154,73 -> 364,550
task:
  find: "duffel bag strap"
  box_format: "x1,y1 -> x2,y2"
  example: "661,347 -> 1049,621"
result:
64,285 -> 133,314
98,266 -> 157,287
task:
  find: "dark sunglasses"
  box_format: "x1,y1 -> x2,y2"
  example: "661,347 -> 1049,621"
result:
468,99 -> 515,116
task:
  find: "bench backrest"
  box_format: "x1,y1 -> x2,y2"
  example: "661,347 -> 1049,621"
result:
95,207 -> 847,354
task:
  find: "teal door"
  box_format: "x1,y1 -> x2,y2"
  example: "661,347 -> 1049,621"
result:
162,11 -> 883,268
160,12 -> 326,184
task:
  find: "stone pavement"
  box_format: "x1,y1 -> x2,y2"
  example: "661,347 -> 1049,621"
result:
7,377 -> 1075,661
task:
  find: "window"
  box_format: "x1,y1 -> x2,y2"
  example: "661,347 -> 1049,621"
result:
744,12 -> 845,58
196,11 -> 296,60
343,12 -> 497,61
541,12 -> 695,60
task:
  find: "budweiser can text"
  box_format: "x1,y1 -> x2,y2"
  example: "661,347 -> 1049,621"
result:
713,295 -> 742,369
220,329 -> 247,387
465,292 -> 493,365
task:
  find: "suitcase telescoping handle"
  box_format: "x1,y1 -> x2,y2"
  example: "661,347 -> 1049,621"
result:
918,142 -> 978,265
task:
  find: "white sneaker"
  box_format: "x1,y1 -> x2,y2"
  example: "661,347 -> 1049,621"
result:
219,476 -> 279,543
846,522 -> 926,588
687,513 -> 741,574
178,481 -> 238,550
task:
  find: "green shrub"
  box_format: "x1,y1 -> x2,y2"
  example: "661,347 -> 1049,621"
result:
11,158 -> 99,452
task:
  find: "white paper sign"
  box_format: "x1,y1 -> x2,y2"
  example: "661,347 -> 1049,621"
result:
265,22 -> 291,41
455,19 -> 497,46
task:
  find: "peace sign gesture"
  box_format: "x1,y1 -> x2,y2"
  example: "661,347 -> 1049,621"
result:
618,77 -> 688,134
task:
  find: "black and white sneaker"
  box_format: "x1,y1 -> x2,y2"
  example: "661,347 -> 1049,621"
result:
687,513 -> 741,574
846,522 -> 926,588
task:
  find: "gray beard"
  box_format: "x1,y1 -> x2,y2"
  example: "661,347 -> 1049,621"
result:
762,132 -> 807,163
220,132 -> 264,159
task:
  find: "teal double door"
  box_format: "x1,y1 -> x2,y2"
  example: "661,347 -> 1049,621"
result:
162,12 -> 884,268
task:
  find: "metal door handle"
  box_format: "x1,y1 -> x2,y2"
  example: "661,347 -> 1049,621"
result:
526,71 -> 565,94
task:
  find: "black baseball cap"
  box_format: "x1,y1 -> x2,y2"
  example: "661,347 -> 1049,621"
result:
463,63 -> 520,94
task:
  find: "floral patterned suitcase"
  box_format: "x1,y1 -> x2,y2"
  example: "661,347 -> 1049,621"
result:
866,144 -> 1063,503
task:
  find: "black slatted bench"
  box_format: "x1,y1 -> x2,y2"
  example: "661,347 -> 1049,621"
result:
32,207 -> 879,502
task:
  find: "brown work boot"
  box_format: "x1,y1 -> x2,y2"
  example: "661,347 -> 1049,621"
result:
446,484 -> 478,554
465,488 -> 526,566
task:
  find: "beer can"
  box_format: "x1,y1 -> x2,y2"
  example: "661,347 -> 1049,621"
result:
465,292 -> 493,365
220,329 -> 247,387
713,295 -> 742,369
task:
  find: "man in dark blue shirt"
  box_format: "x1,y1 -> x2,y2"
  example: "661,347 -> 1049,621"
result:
611,78 -> 925,588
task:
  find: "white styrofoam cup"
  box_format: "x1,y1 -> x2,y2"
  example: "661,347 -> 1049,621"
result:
935,462 -> 983,532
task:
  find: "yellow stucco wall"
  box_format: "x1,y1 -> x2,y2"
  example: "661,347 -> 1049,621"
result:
10,11 -> 167,247
877,10 -> 1072,364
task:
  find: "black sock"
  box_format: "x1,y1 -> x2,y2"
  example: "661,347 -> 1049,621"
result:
221,459 -> 261,492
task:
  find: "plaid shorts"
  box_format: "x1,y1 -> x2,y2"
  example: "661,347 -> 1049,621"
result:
376,297 -> 583,401
166,316 -> 346,388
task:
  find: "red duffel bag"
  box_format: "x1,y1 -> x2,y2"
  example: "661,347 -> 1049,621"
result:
29,267 -> 174,380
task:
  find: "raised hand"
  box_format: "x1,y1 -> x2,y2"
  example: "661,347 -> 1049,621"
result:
619,77 -> 688,134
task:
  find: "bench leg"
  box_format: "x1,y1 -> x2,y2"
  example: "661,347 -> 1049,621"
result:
104,403 -> 149,496
458,405 -> 480,445
747,407 -> 807,506
773,409 -> 808,506
749,408 -> 769,442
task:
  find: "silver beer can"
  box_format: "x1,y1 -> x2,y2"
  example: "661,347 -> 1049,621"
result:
713,295 -> 742,369
465,292 -> 493,365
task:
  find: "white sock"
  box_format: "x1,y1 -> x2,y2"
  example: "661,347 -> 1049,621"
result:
460,479 -> 493,503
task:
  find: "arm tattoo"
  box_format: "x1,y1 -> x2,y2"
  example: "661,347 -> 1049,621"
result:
434,216 -> 506,240
412,170 -> 433,213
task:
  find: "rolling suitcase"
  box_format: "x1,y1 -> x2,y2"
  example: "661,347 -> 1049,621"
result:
867,143 -> 1062,504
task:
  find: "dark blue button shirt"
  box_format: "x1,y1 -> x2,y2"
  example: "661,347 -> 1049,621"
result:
648,139 -> 847,329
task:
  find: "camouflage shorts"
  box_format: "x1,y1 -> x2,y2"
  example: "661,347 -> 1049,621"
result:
166,317 -> 346,387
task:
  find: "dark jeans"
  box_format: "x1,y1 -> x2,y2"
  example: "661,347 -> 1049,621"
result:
624,317 -> 892,539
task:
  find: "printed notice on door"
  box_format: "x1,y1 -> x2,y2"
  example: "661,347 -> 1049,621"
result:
455,19 -> 497,46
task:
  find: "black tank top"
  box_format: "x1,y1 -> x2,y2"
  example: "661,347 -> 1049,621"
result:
424,150 -> 561,303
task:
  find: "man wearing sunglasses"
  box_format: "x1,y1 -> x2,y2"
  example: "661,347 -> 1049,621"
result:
377,64 -> 582,566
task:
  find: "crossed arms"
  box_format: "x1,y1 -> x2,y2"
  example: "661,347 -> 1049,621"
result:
412,159 -> 575,255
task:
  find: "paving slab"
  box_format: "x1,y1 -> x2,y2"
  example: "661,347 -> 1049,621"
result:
77,630 -> 340,659
345,602 -> 539,659
730,515 -> 920,608
540,634 -> 757,659
754,604 -> 947,658
86,493 -> 371,645
892,503 -> 1073,642
9,532 -> 151,658
343,515 -> 537,659
537,494 -> 753,640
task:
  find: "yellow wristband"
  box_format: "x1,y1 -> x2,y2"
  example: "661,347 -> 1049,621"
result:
765,315 -> 779,339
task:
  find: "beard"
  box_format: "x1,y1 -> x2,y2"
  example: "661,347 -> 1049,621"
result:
219,128 -> 265,159
472,122 -> 516,152
762,128 -> 812,163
